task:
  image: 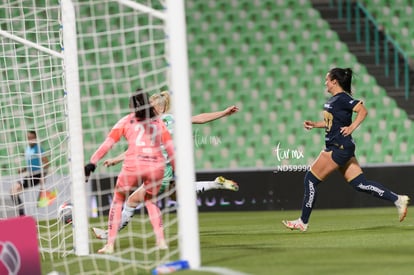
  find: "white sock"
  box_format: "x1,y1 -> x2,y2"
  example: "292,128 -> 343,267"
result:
195,181 -> 220,194
119,205 -> 135,231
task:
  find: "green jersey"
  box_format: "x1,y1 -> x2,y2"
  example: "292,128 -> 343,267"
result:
158,113 -> 175,193
160,113 -> 175,161
160,113 -> 174,136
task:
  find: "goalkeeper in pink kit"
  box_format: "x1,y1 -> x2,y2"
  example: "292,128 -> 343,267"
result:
84,89 -> 175,254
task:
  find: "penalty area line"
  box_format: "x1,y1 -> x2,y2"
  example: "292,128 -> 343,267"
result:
195,266 -> 251,275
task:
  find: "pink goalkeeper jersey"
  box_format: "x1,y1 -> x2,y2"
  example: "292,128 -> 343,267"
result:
90,113 -> 175,171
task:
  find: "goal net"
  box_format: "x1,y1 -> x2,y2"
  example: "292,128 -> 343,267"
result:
0,0 -> 75,257
0,0 -> 199,274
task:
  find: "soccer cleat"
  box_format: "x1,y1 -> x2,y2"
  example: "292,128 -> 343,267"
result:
97,243 -> 114,254
395,195 -> 410,222
282,218 -> 308,232
156,239 -> 168,250
37,198 -> 48,208
92,227 -> 108,240
214,176 -> 239,191
37,190 -> 57,208
37,190 -> 48,207
47,189 -> 57,206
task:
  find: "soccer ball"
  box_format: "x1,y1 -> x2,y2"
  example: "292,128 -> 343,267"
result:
57,202 -> 73,224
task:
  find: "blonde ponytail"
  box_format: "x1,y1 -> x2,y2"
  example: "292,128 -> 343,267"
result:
149,90 -> 171,114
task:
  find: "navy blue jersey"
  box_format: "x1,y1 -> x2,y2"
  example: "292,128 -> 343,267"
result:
323,92 -> 360,146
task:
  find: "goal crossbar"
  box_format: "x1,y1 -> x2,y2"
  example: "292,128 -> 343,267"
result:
116,0 -> 166,20
0,28 -> 63,59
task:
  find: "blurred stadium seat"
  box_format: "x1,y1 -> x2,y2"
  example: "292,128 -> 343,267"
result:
359,0 -> 414,57
185,0 -> 414,168
67,0 -> 414,169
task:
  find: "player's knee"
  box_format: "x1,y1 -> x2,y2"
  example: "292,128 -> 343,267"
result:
303,170 -> 321,187
126,189 -> 146,207
113,191 -> 125,202
348,173 -> 366,191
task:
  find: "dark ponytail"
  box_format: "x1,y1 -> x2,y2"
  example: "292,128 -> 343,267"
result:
129,88 -> 156,120
329,67 -> 353,95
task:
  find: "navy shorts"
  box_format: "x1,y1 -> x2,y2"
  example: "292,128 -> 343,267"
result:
20,172 -> 44,189
324,141 -> 355,166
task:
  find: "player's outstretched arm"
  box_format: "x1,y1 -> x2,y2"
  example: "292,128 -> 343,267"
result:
191,105 -> 239,124
42,154 -> 50,171
303,120 -> 325,130
103,152 -> 126,167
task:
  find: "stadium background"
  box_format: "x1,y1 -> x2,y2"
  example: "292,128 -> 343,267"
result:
1,0 -> 412,215
0,1 -> 412,274
88,0 -> 414,213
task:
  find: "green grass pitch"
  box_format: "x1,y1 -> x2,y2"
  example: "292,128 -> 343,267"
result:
41,207 -> 414,274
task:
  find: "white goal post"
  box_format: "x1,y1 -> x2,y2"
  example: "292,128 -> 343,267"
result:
166,0 -> 201,268
61,0 -> 90,256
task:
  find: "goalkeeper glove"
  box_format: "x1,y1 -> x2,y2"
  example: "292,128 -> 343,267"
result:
84,163 -> 96,177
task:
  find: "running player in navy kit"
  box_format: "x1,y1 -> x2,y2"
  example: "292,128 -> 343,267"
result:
282,67 -> 409,231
